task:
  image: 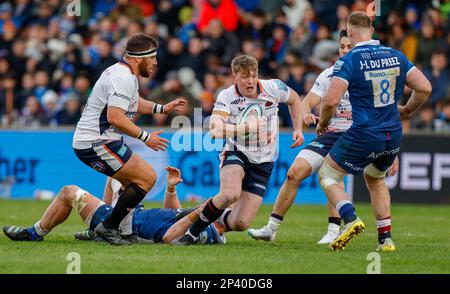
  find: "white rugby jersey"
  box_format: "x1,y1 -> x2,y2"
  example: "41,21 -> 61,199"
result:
310,66 -> 352,131
213,79 -> 291,164
73,61 -> 139,149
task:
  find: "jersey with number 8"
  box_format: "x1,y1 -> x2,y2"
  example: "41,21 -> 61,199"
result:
332,40 -> 415,141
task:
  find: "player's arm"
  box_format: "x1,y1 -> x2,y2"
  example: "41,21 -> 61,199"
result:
163,166 -> 183,209
162,201 -> 208,244
137,97 -> 187,115
107,106 -> 169,151
285,87 -> 305,148
317,77 -> 348,136
301,92 -> 322,125
398,68 -> 432,119
209,110 -> 264,139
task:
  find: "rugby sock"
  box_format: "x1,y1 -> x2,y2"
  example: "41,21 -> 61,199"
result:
268,213 -> 283,232
336,200 -> 357,224
220,208 -> 232,232
376,216 -> 392,244
103,183 -> 147,230
189,199 -> 224,237
26,221 -> 48,240
328,217 -> 342,226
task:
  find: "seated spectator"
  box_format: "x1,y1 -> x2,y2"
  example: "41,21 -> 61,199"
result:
424,50 -> 449,106
19,96 -> 43,127
434,99 -> 450,132
411,103 -> 435,131
197,0 -> 239,33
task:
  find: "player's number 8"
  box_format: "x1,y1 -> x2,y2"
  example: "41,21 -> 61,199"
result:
379,79 -> 390,104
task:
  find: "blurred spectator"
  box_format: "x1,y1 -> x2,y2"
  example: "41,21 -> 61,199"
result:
415,22 -> 439,68
282,0 -> 311,29
41,90 -> 59,126
56,94 -> 81,125
19,96 -> 43,127
266,24 -> 289,65
423,50 -> 449,106
411,103 -> 435,131
74,75 -> 92,107
203,19 -> 240,65
93,38 -> 117,80
110,0 -> 143,22
0,72 -> 20,125
179,37 -> 208,81
146,71 -> 199,126
0,0 -> 446,129
240,9 -> 271,44
197,0 -> 239,33
434,99 -> 450,132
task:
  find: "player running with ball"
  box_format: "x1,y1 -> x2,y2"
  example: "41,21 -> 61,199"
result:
175,55 -> 305,245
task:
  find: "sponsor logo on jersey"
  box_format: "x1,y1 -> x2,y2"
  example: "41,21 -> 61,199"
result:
113,91 -> 131,101
90,161 -> 106,173
265,101 -> 273,107
117,145 -> 128,157
309,141 -> 325,149
216,101 -> 227,107
334,60 -> 344,72
367,147 -> 400,159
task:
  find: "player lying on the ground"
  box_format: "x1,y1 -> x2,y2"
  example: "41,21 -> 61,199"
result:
2,167 -> 225,245
248,30 -> 399,252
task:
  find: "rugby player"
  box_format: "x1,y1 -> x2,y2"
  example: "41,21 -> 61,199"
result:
72,33 -> 187,245
3,167 -> 225,245
316,12 -> 431,251
176,55 -> 305,245
248,30 -> 399,250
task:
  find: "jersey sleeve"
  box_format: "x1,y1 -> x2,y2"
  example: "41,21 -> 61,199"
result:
213,91 -> 231,113
107,77 -> 135,111
332,57 -> 353,84
266,79 -> 291,103
400,52 -> 416,76
309,70 -> 330,98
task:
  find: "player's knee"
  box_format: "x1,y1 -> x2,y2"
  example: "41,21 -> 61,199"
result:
219,189 -> 241,204
318,161 -> 345,190
59,185 -> 79,203
232,219 -> 251,231
135,167 -> 157,192
286,164 -> 308,185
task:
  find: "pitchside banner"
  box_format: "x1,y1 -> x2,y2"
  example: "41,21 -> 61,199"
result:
0,130 -> 336,204
352,134 -> 450,204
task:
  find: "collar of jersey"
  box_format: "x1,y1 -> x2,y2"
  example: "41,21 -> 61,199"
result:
354,39 -> 380,47
119,58 -> 134,75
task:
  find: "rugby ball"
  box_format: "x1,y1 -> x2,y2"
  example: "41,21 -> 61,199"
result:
237,103 -> 263,139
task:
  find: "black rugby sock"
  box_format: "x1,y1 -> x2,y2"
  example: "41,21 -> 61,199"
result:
189,199 -> 224,237
103,183 -> 147,229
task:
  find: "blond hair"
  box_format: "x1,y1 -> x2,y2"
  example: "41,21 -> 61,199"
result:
347,11 -> 372,29
231,55 -> 258,75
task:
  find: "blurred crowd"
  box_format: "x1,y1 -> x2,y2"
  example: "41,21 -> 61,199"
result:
0,0 -> 449,132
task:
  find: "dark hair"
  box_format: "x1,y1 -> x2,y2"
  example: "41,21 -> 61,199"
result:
339,29 -> 348,40
126,33 -> 159,53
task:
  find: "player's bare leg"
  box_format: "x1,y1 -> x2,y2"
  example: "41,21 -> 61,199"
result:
95,153 -> 156,245
319,155 -> 365,251
3,186 -> 101,241
176,165 -> 245,245
224,191 -> 263,231
317,189 -> 343,244
364,172 -> 395,251
248,158 -> 311,241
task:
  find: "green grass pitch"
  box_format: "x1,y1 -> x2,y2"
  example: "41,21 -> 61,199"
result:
0,200 -> 449,274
